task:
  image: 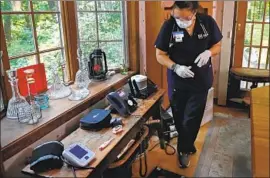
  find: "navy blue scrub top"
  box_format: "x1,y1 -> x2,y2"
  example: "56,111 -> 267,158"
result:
155,13 -> 223,99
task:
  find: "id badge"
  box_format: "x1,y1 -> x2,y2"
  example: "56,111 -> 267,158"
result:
172,31 -> 184,42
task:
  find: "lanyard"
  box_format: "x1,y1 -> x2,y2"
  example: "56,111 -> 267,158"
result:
169,18 -> 209,48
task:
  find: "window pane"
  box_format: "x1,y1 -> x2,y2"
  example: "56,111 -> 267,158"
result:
78,12 -> 97,41
40,50 -> 63,84
260,48 -> 268,69
0,0 -> 29,12
242,47 -> 250,67
98,13 -> 122,41
9,55 -> 36,70
258,83 -> 264,87
263,24 -> 269,46
244,23 -> 252,46
246,1 -> 264,22
33,1 -> 59,12
240,81 -> 247,90
97,1 -> 121,11
249,47 -> 260,68
35,14 -> 62,51
252,24 -> 262,46
99,42 -> 124,68
80,42 -> 98,59
2,14 -> 35,57
266,49 -> 270,70
76,1 -> 95,11
247,82 -> 252,89
265,1 -> 270,22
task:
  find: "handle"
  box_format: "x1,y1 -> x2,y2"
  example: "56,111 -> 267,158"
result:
88,53 -> 93,77
102,51 -> 108,74
89,52 -> 94,62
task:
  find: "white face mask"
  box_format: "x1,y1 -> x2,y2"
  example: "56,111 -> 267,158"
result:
175,18 -> 193,29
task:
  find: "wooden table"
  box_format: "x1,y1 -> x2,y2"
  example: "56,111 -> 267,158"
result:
22,89 -> 165,178
1,73 -> 134,162
250,86 -> 269,177
230,67 -> 270,89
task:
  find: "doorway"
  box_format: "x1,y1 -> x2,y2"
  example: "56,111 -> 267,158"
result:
233,1 -> 269,90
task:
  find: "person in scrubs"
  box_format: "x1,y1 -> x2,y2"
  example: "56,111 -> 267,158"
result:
155,1 -> 222,168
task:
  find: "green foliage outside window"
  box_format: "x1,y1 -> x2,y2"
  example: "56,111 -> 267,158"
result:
1,0 -> 64,84
1,0 -> 126,84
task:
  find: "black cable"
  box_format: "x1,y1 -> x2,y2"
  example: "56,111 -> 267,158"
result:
61,156 -> 95,170
148,142 -> 159,152
139,139 -> 147,177
148,141 -> 176,155
61,156 -> 95,178
71,166 -> 77,178
164,142 -> 176,155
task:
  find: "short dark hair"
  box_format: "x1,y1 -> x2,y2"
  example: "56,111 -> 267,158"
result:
173,1 -> 199,11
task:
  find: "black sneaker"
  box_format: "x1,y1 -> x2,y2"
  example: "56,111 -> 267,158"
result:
178,152 -> 190,168
189,145 -> 197,155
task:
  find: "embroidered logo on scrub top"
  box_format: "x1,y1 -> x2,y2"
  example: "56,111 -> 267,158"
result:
198,23 -> 209,40
172,31 -> 184,42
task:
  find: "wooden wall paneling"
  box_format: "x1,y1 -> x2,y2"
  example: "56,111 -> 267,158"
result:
200,1 -> 213,16
233,2 -> 247,67
160,2 -> 172,109
161,3 -> 171,109
161,1 -> 174,9
217,2 -> 235,105
139,1 -> 163,88
61,1 -> 78,81
127,1 -> 139,72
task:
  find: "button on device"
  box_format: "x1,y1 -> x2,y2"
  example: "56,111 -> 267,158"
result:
84,156 -> 89,159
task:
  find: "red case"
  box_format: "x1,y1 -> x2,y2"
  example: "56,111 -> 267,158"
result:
17,63 -> 48,97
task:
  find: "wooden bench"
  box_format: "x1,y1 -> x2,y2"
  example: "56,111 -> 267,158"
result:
250,86 -> 269,177
22,89 -> 165,178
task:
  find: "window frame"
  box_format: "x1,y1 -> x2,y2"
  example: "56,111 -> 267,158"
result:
0,1 -> 137,120
75,1 -> 129,69
1,1 -> 67,66
0,1 -> 76,88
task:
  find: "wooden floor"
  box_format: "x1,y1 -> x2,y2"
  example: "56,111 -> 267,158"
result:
132,105 -> 248,177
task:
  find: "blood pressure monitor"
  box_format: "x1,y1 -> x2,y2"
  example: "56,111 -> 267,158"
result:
62,143 -> 95,167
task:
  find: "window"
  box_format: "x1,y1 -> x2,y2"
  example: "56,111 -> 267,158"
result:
76,1 -> 127,69
235,1 -> 269,89
1,0 -> 67,84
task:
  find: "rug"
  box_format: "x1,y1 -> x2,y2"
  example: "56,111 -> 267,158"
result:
194,117 -> 252,177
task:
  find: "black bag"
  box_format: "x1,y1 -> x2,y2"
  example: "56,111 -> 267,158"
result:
30,141 -> 64,173
80,109 -> 112,130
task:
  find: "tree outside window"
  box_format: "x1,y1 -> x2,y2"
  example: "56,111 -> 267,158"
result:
76,1 -> 127,69
1,0 -> 66,84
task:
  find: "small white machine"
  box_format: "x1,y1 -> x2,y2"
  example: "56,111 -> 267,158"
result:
62,143 -> 95,167
131,75 -> 147,91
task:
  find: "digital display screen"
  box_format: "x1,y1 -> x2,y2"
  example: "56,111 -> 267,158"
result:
69,145 -> 88,159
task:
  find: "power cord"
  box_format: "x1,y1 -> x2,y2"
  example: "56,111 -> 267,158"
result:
139,138 -> 148,177
61,156 -> 95,178
148,141 -> 176,155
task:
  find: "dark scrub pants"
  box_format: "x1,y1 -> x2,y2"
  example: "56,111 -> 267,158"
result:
155,13 -> 223,154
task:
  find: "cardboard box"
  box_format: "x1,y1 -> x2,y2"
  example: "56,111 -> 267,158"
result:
201,87 -> 214,126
